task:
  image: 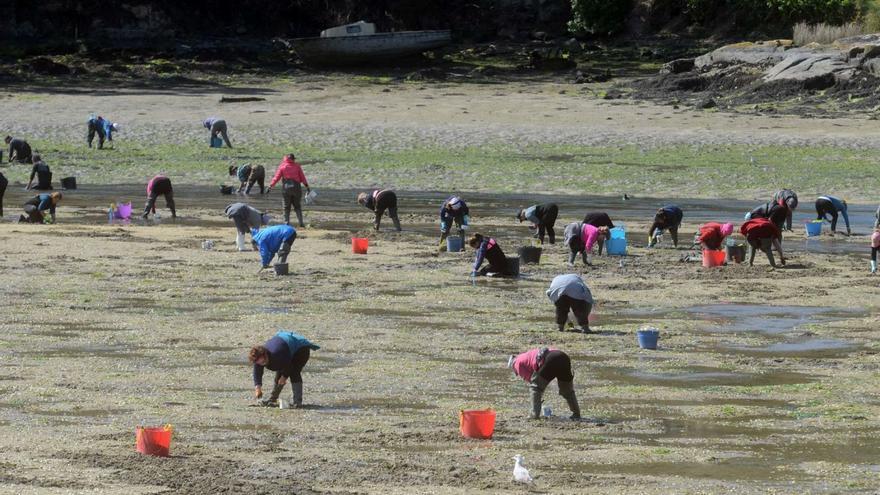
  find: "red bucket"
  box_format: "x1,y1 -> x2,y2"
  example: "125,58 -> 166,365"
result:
702,249 -> 726,268
136,425 -> 173,457
459,409 -> 496,439
351,237 -> 369,254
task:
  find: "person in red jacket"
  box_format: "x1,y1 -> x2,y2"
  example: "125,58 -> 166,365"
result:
741,218 -> 786,267
266,154 -> 311,227
696,222 -> 734,250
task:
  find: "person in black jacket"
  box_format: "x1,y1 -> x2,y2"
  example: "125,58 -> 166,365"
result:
745,201 -> 789,231
26,155 -> 52,190
0,171 -> 7,217
6,136 -> 32,163
358,189 -> 402,231
229,164 -> 266,195
648,205 -> 683,247
516,203 -> 559,244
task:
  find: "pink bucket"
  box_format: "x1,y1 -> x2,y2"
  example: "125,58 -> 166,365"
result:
115,202 -> 133,219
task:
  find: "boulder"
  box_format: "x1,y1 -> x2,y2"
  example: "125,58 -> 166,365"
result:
763,53 -> 853,84
695,41 -> 799,69
28,57 -> 71,75
660,58 -> 695,75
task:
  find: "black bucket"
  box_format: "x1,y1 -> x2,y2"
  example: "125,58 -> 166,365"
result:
505,256 -> 520,277
273,263 -> 289,276
60,177 -> 77,190
726,244 -> 745,263
518,246 -> 542,264
220,185 -> 235,195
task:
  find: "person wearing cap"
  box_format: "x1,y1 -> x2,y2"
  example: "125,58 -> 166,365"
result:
204,117 -> 232,148
229,164 -> 266,195
648,205 -> 683,247
142,175 -> 176,219
745,201 -> 789,231
6,136 -> 33,164
249,331 -> 320,408
468,233 -> 511,276
583,212 -> 615,254
772,189 -> 798,231
267,154 -> 310,227
516,202 -> 559,244
26,154 -> 52,190
870,226 -> 880,274
815,195 -> 851,235
252,224 -> 296,270
564,222 -> 610,266
20,192 -> 62,224
509,347 -> 580,420
357,189 -> 401,231
439,196 -> 470,249
741,217 -> 786,267
547,274 -> 593,333
224,202 -> 270,251
696,222 -> 735,251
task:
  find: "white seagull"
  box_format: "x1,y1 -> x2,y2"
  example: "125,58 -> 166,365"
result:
512,454 -> 533,483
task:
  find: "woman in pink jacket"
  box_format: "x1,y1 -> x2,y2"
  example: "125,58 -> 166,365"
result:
266,154 -> 311,227
563,221 -> 610,265
508,347 -> 580,420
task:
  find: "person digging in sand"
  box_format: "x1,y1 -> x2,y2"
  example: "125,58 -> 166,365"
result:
250,331 -> 320,408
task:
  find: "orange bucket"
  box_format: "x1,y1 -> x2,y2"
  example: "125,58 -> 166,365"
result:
702,249 -> 726,268
136,425 -> 173,457
459,409 -> 496,439
351,237 -> 369,254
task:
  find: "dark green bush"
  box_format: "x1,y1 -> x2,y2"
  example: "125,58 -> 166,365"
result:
568,0 -> 635,35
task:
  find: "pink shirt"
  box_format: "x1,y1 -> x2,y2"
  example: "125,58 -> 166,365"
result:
581,223 -> 599,252
146,175 -> 165,197
872,232 -> 880,248
269,157 -> 308,188
512,348 -> 557,382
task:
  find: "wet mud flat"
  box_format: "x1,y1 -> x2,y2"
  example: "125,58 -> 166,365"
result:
0,198 -> 879,494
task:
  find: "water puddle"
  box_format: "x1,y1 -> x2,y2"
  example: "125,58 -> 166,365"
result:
260,306 -> 292,314
683,304 -> 861,335
565,458 -> 800,482
721,338 -> 860,357
596,366 -> 814,388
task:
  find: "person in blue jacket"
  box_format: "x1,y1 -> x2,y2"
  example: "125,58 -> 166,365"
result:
815,195 -> 850,235
20,192 -> 61,223
252,224 -> 296,269
87,115 -> 106,149
439,195 -> 470,250
648,205 -> 683,247
249,331 -> 320,408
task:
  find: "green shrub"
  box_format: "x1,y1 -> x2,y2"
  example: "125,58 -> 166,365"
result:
568,0 -> 635,35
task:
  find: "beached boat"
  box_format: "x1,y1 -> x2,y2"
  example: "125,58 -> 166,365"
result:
291,21 -> 452,64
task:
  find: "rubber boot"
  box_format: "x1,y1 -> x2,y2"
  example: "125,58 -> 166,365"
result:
236,232 -> 247,251
262,382 -> 285,406
291,382 -> 303,408
529,375 -> 549,419
438,232 -> 448,252
871,260 -> 877,273
392,214 -> 401,232
295,209 -> 305,228
558,380 -> 581,419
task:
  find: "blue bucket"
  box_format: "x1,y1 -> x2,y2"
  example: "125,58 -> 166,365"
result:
637,329 -> 660,350
805,221 -> 822,237
446,236 -> 463,252
210,136 -> 223,148
606,238 -> 627,256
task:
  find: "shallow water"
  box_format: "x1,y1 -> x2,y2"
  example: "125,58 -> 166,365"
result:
684,304 -> 860,335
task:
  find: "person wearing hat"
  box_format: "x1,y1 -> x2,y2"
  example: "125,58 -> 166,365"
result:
509,347 -> 580,420
5,136 -> 32,163
26,154 -> 52,190
648,205 -> 683,247
229,164 -> 266,195
468,233 -> 511,276
516,202 -> 559,244
249,331 -> 320,408
252,224 -> 296,270
815,195 -> 850,235
547,274 -> 593,333
741,217 -> 786,267
267,154 -> 310,227
583,212 -> 615,254
20,192 -> 62,224
564,222 -> 610,266
696,222 -> 735,251
204,117 -> 232,148
357,189 -> 401,231
772,189 -> 798,231
745,201 -> 789,231
439,195 -> 470,249
224,202 -> 270,251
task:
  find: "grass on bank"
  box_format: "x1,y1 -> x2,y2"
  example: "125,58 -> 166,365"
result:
4,140 -> 879,201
